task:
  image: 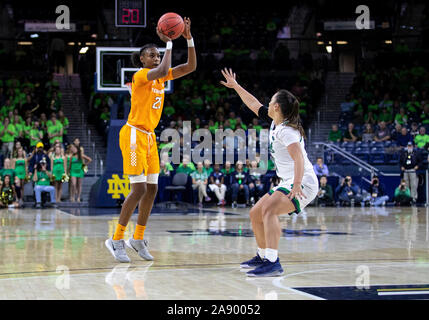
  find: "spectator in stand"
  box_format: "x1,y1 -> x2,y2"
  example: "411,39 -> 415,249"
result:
374,121 -> 391,142
315,175 -> 334,206
313,157 -> 329,177
343,122 -> 359,142
364,175 -> 389,206
248,160 -> 264,204
399,142 -> 422,205
0,158 -> 16,184
33,158 -> 57,209
230,161 -> 250,208
159,160 -> 173,177
12,115 -> 24,147
390,123 -> 402,141
208,164 -> 226,206
328,124 -> 342,143
47,113 -> 63,148
396,127 -> 413,147
414,126 -> 429,149
0,117 -> 16,158
340,95 -> 354,114
362,123 -> 375,142
379,93 -> 393,111
191,162 -> 211,208
335,176 -> 363,206
394,179 -> 412,206
29,120 -> 43,152
421,104 -> 429,125
57,110 -> 69,146
364,111 -> 378,126
176,155 -> 196,174
394,107 -> 408,126
23,117 -> 32,151
409,122 -> 419,140
203,159 -> 213,177
28,142 -> 50,173
378,108 -> 393,125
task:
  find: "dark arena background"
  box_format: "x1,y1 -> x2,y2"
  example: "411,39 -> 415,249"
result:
1,0 -> 429,307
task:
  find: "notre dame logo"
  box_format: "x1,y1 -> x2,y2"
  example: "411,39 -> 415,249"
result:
107,174 -> 130,199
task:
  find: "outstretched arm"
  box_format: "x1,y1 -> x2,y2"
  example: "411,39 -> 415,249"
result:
220,68 -> 267,118
172,18 -> 197,79
147,29 -> 172,81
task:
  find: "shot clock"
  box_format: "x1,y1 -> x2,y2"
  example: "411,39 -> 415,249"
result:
115,0 -> 146,27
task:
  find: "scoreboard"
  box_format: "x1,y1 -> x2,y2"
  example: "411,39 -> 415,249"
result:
115,0 -> 146,27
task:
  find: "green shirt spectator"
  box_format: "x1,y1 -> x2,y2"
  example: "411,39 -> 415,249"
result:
378,110 -> 393,124
0,168 -> 16,183
33,170 -> 51,186
47,119 -> 63,145
0,121 -> 16,143
414,128 -> 429,149
176,161 -> 196,175
394,109 -> 408,125
328,124 -> 342,143
29,125 -> 43,148
58,115 -> 69,135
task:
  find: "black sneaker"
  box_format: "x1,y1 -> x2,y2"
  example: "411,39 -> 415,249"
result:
246,258 -> 284,277
240,254 -> 264,269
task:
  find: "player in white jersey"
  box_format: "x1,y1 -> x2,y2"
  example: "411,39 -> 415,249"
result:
220,68 -> 318,277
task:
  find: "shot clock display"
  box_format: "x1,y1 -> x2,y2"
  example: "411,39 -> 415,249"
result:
115,0 -> 146,27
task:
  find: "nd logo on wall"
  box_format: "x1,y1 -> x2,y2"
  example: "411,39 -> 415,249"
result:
107,174 -> 130,199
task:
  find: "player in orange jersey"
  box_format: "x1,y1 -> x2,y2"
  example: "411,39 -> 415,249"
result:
106,18 -> 196,263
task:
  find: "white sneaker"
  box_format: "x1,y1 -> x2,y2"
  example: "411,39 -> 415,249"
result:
105,238 -> 131,263
126,238 -> 154,261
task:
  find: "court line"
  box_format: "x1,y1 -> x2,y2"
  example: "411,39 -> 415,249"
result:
0,258 -> 425,278
378,291 -> 429,296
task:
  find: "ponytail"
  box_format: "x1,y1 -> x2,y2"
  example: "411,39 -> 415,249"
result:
131,52 -> 143,68
275,89 -> 306,139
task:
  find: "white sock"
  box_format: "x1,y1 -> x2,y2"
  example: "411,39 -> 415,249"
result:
257,247 -> 265,259
265,248 -> 278,262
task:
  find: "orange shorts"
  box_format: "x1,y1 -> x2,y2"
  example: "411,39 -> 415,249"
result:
119,123 -> 159,176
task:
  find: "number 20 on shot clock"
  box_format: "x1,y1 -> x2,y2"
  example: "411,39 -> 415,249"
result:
115,0 -> 147,27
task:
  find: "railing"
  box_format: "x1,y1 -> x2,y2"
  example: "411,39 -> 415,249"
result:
313,142 -> 401,183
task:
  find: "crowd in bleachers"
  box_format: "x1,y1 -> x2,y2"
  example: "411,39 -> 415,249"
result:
320,58 -> 429,207
0,75 -> 92,208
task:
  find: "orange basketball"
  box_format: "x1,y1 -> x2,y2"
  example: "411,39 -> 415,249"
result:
157,12 -> 184,40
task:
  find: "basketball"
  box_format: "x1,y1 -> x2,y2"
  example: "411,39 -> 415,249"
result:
157,12 -> 185,40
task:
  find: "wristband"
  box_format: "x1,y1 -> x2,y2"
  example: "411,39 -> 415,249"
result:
187,38 -> 194,47
166,41 -> 172,50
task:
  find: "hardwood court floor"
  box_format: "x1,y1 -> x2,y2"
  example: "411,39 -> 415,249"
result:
0,205 -> 428,300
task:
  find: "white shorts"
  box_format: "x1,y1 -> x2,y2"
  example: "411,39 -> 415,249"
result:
128,173 -> 159,184
269,174 -> 319,214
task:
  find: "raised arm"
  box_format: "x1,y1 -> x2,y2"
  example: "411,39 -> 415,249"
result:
172,17 -> 197,79
146,29 -> 173,81
220,68 -> 267,118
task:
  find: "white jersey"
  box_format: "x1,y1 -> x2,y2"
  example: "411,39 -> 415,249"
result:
269,121 -> 316,183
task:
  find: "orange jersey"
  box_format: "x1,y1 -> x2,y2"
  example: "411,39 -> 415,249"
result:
128,67 -> 173,131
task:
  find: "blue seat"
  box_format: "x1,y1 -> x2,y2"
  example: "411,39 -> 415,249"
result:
354,147 -> 369,162
387,153 -> 400,164
369,147 -> 385,164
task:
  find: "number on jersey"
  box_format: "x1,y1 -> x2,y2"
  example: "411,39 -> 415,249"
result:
152,96 -> 162,109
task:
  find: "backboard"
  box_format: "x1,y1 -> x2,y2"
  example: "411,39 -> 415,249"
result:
95,46 -> 173,93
